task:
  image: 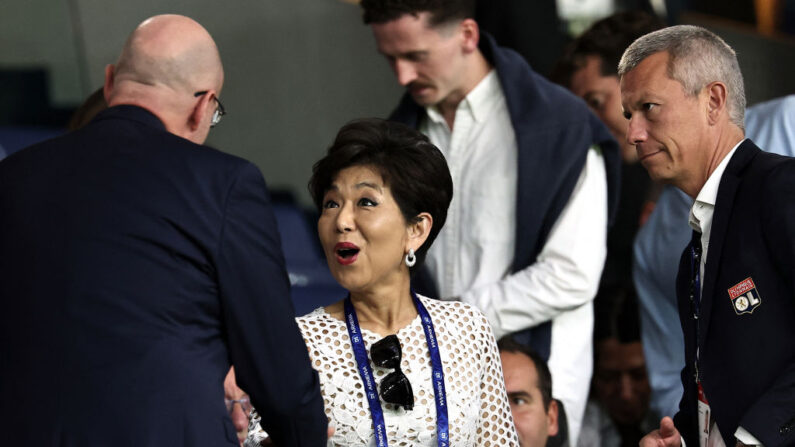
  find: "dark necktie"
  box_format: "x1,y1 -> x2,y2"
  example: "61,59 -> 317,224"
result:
689,229 -> 703,384
689,229 -> 703,320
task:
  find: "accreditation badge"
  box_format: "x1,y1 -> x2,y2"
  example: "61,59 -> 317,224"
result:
727,277 -> 762,315
697,383 -> 710,447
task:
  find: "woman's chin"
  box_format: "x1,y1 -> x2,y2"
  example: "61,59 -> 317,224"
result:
330,271 -> 363,293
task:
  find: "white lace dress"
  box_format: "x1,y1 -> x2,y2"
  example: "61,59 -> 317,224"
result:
246,296 -> 518,446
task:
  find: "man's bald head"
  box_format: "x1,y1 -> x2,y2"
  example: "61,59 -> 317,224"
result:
104,15 -> 224,144
114,14 -> 223,95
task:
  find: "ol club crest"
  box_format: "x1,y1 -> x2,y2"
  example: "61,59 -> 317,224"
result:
727,277 -> 762,315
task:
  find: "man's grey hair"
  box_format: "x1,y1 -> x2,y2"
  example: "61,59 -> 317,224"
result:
618,25 -> 746,130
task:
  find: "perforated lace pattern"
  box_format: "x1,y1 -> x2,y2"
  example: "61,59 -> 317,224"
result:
246,296 -> 518,446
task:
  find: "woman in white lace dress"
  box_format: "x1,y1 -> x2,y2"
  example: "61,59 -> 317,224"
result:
246,119 -> 518,446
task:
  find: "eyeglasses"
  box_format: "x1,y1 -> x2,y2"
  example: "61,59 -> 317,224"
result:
371,334 -> 414,411
194,91 -> 226,128
225,397 -> 252,415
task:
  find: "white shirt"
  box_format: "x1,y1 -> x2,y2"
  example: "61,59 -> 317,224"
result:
420,69 -> 608,446
687,139 -> 762,447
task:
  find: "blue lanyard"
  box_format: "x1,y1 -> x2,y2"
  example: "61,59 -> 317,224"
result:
343,291 -> 449,447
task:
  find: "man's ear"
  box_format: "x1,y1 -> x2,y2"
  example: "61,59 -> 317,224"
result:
407,212 -> 433,253
188,90 -> 214,132
705,81 -> 728,125
103,64 -> 115,104
460,18 -> 480,53
547,399 -> 560,437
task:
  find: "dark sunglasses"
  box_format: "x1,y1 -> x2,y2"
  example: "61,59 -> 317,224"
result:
371,334 -> 414,411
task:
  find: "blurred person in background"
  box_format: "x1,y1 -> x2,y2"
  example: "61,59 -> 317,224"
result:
500,336 -> 562,447
552,11 -> 665,165
578,286 -> 657,447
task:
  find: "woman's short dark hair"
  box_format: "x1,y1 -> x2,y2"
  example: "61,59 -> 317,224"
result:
309,118 -> 453,272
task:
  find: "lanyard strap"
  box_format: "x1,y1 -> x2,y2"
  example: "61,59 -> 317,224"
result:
414,292 -> 450,447
343,291 -> 449,447
344,298 -> 388,447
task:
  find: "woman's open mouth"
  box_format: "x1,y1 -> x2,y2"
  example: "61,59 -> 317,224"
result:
334,242 -> 360,265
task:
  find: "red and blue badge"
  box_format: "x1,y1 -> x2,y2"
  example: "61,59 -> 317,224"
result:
727,277 -> 762,315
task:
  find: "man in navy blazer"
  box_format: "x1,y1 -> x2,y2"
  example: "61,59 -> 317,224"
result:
0,15 -> 327,446
620,26 -> 795,446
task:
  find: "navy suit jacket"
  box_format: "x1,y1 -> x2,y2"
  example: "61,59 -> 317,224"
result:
674,140 -> 795,446
0,106 -> 327,446
391,33 -> 621,359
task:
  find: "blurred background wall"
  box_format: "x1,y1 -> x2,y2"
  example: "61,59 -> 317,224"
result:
1,1 -> 793,205
0,0 -> 401,204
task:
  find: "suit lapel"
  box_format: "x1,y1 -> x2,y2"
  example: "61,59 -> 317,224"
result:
699,140 -> 759,348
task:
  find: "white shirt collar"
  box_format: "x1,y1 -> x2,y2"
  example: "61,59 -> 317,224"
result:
688,139 -> 745,233
425,69 -> 499,127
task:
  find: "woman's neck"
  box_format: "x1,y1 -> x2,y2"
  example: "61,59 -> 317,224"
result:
329,280 -> 418,338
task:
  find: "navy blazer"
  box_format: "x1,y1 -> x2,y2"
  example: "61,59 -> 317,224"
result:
391,33 -> 621,358
674,140 -> 795,446
0,106 -> 327,446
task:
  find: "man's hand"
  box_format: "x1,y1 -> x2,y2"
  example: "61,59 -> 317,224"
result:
224,367 -> 250,445
640,416 -> 682,447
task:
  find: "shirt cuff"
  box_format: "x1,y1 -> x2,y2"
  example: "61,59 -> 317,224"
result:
735,426 -> 763,445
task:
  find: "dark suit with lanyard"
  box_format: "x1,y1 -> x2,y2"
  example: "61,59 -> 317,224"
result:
674,140 -> 795,446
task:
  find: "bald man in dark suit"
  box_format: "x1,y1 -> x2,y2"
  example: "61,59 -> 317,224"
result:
0,15 -> 326,446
